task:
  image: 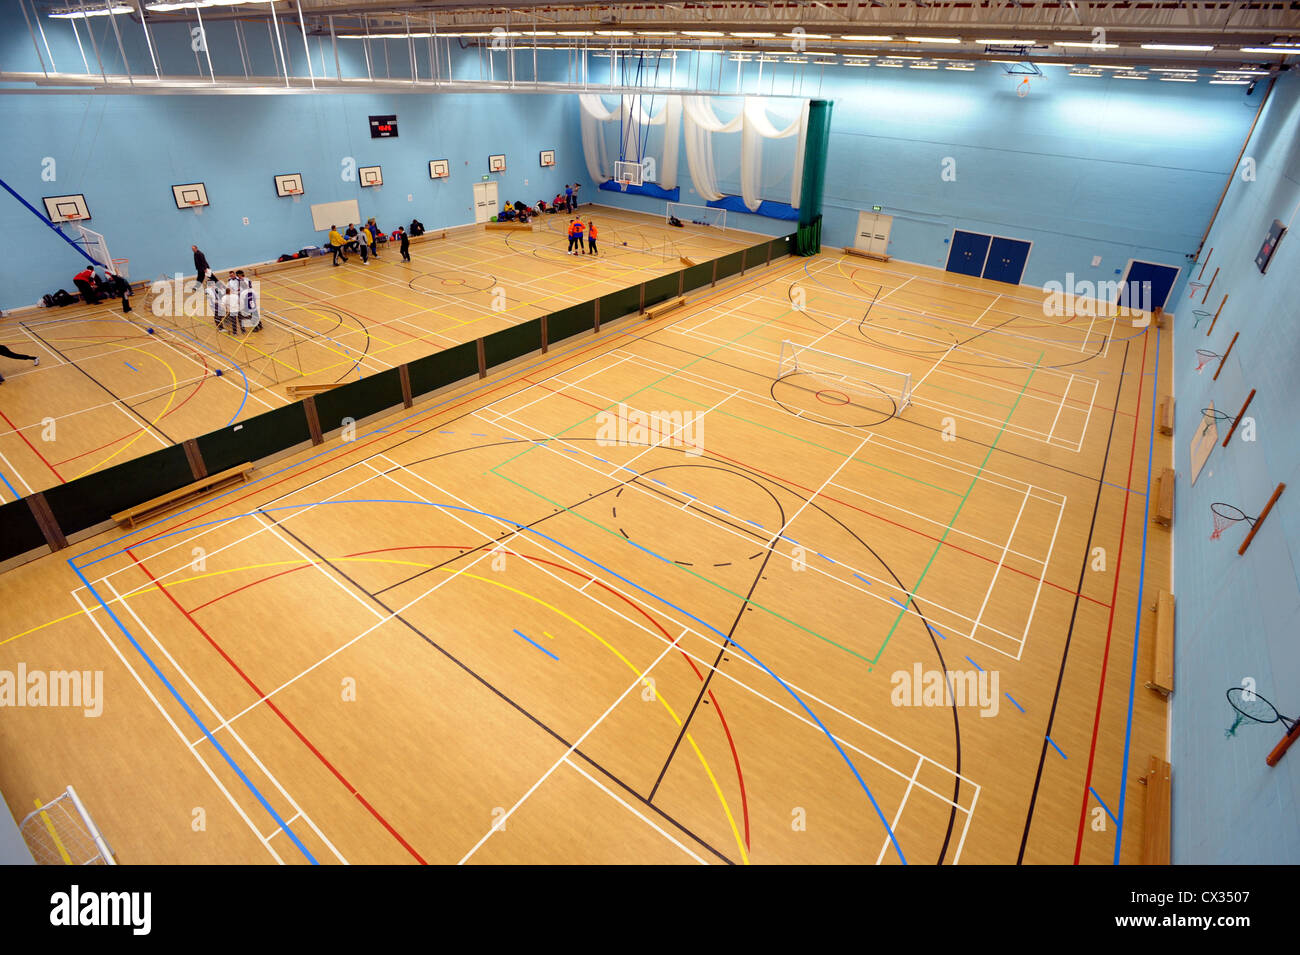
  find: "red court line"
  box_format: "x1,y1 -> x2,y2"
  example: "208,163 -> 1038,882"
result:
1071,328 -> 1151,864
124,545 -> 428,864
188,542 -> 752,850
0,407 -> 64,484
518,374 -> 1111,612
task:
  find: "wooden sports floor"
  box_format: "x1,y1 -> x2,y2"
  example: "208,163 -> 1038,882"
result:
0,244 -> 1172,865
0,205 -> 749,500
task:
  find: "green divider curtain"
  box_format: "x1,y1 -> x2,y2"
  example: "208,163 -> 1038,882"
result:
599,286 -> 641,325
406,341 -> 480,399
43,444 -> 194,538
643,274 -> 680,311
796,100 -> 832,256
484,319 -> 543,369
312,369 -> 405,434
682,261 -> 714,293
196,402 -> 313,476
0,497 -> 49,563
549,301 -> 596,343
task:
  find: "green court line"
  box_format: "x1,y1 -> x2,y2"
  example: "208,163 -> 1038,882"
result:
919,380 -> 1017,410
870,352 -> 1044,664
647,384 -> 963,499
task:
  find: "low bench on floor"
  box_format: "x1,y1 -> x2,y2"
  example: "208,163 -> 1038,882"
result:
1154,467 -> 1175,527
844,246 -> 891,262
1158,396 -> 1174,436
111,463 -> 254,529
646,297 -> 688,321
1145,590 -> 1175,697
485,222 -> 533,232
285,382 -> 340,399
1140,756 -> 1172,865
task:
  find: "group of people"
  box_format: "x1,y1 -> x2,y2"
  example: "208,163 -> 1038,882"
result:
566,217 -> 598,256
498,201 -> 535,223
204,270 -> 262,333
538,184 -> 582,215
70,264 -> 133,312
325,219 -> 412,267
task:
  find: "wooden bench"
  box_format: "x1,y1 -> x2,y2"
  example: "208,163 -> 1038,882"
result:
1154,467 -> 1175,527
111,463 -> 254,529
285,382 -> 341,399
1145,590 -> 1175,697
1139,756 -> 1172,864
844,246 -> 890,262
646,297 -> 688,321
485,222 -> 533,232
679,256 -> 696,267
1158,396 -> 1174,436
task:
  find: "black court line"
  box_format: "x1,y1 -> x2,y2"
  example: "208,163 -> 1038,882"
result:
1015,339 -> 1129,864
21,320 -> 179,447
265,513 -> 735,865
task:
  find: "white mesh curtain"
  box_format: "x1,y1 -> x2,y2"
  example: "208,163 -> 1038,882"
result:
684,97 -> 809,211
579,93 -> 681,190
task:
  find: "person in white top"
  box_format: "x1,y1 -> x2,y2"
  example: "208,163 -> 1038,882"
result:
235,270 -> 262,331
205,276 -> 224,330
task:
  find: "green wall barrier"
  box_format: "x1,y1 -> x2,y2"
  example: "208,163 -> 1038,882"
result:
682,261 -> 715,292
43,444 -> 194,537
407,340 -> 479,399
484,318 -> 543,369
599,285 -> 641,325
313,369 -> 405,433
643,274 -> 680,311
0,498 -> 48,563
197,402 -> 313,476
715,250 -> 746,281
548,301 -> 596,343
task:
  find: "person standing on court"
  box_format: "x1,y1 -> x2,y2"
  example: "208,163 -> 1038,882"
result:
572,218 -> 586,254
564,183 -> 573,212
192,245 -> 210,286
572,183 -> 581,209
0,344 -> 40,384
586,218 -> 598,257
356,224 -> 371,264
397,226 -> 410,262
328,225 -> 348,266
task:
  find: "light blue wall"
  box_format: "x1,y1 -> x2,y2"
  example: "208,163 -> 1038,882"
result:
587,56 -> 1260,294
1170,69 -> 1300,864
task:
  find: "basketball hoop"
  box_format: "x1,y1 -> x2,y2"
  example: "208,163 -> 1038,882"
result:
1210,502 -> 1255,541
1194,347 -> 1220,373
1192,309 -> 1211,329
64,214 -> 83,223
1016,78 -> 1031,97
1199,406 -> 1231,438
111,257 -> 130,280
188,200 -> 203,216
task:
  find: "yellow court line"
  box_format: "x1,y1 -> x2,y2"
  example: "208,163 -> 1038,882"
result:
34,799 -> 74,865
73,346 -> 183,479
259,289 -> 404,355
10,554 -> 750,863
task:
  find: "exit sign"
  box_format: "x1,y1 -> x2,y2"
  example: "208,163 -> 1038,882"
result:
872,205 -> 882,212
369,115 -> 398,138
481,175 -> 490,181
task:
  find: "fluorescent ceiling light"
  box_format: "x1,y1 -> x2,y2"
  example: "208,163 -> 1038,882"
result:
1160,76 -> 1197,82
1141,43 -> 1214,52
1091,64 -> 1135,70
595,30 -> 634,36
1240,47 -> 1299,54
1220,68 -> 1269,75
786,33 -> 832,40
840,35 -> 893,42
877,61 -> 905,68
1210,79 -> 1250,84
521,31 -> 556,36
682,31 -> 725,37
946,64 -> 975,71
1115,72 -> 1148,79
557,31 -> 595,36
1055,41 -> 1119,49
978,39 -> 1036,45
1069,69 -> 1103,77
49,4 -> 133,16
635,31 -> 677,36
904,37 -> 962,44
730,32 -> 776,38
340,33 -> 433,39
909,62 -> 939,69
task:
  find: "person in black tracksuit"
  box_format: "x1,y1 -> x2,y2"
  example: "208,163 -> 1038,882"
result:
192,245 -> 210,286
0,344 -> 40,383
397,227 -> 410,262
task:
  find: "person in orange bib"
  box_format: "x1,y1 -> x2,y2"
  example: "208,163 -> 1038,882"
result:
586,219 -> 598,256
573,219 -> 586,255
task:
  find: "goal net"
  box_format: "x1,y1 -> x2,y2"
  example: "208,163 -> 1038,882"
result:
18,786 -> 116,865
69,224 -> 118,274
777,339 -> 913,411
666,202 -> 726,230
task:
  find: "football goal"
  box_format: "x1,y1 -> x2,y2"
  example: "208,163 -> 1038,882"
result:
666,202 -> 727,231
777,339 -> 913,412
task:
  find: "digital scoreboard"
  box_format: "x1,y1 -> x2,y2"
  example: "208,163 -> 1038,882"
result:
369,115 -> 398,138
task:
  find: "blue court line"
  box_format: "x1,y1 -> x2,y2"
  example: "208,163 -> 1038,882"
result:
123,361 -> 139,372
438,430 -> 455,434
140,316 -> 248,426
852,573 -> 873,587
816,552 -> 835,564
1090,787 -> 1117,824
563,448 -> 579,454
928,625 -> 945,640
1047,736 -> 1068,760
1114,331 -> 1161,864
76,497 -> 908,864
0,471 -> 17,499
716,506 -> 729,514
1104,479 -> 1146,498
965,656 -> 983,672
69,562 -> 318,864
513,629 -> 559,661
1005,692 -> 1024,713
887,596 -> 907,608
746,520 -> 763,528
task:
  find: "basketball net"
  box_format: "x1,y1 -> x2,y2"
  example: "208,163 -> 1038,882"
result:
1210,511 -> 1237,540
1195,352 -> 1212,372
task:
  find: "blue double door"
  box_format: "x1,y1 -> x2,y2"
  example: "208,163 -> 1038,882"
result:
946,230 -> 1032,285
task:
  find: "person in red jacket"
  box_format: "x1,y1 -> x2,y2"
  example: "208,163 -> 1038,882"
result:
73,267 -> 102,304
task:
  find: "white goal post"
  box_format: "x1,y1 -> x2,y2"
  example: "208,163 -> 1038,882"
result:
666,202 -> 727,231
777,339 -> 913,411
18,785 -> 116,865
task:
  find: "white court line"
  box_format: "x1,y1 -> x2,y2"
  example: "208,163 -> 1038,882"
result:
101,576 -> 349,864
71,588 -> 289,865
968,484 -> 1032,647
0,449 -> 34,497
876,755 -> 924,865
1017,492 -> 1067,660
562,757 -> 709,865
458,634 -> 685,864
111,401 -> 169,452
1046,373 -> 1075,446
